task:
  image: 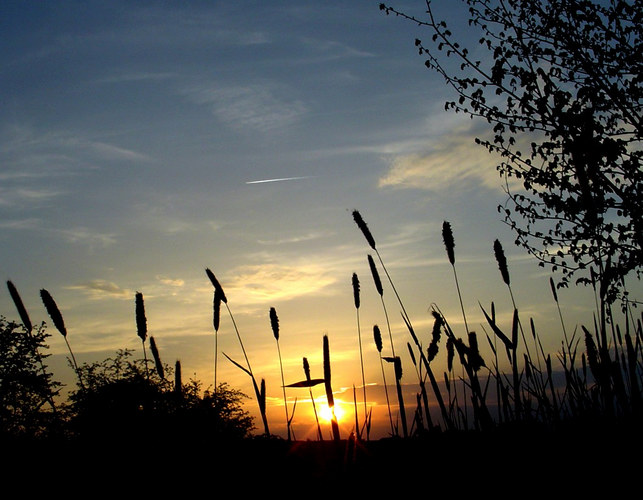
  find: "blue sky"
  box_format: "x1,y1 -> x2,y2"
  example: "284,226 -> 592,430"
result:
1,0 -> 631,439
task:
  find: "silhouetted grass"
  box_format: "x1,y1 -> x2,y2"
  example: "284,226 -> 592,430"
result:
2,211 -> 642,482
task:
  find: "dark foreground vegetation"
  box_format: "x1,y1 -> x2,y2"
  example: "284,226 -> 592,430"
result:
1,212 -> 641,485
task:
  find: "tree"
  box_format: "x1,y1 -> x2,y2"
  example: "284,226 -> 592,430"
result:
0,317 -> 61,440
380,0 -> 642,303
67,350 -> 255,442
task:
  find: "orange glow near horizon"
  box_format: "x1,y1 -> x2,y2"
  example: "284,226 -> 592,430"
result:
318,400 -> 346,424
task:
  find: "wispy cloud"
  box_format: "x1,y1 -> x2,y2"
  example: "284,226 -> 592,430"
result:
0,187 -> 64,207
156,275 -> 185,287
298,37 -> 375,62
67,279 -> 132,299
257,230 -> 331,245
58,227 -> 117,247
226,263 -> 336,304
0,217 -> 116,248
1,126 -> 153,174
378,119 -> 528,193
0,218 -> 42,230
93,72 -> 177,84
379,125 -> 502,192
182,82 -> 308,132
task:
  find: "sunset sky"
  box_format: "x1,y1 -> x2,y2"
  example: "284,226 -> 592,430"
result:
1,0 -> 635,439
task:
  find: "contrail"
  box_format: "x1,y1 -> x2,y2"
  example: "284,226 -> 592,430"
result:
246,176 -> 311,184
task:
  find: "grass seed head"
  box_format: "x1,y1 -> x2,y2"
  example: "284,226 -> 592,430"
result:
7,280 -> 32,334
205,268 -> 228,303
269,307 -> 279,341
352,273 -> 360,309
550,277 -> 559,303
40,288 -> 67,338
135,291 -> 147,342
368,254 -> 384,296
213,290 -> 221,331
150,336 -> 164,379
493,239 -> 510,286
352,210 -> 377,250
373,324 -> 383,353
442,221 -> 455,265
175,360 -> 182,395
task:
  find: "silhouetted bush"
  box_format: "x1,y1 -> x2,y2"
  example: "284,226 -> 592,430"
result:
0,317 -> 61,441
69,350 -> 253,442
67,349 -> 255,443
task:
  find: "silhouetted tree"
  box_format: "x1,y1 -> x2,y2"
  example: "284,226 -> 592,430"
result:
0,317 -> 61,440
381,0 -> 642,303
68,350 -> 254,443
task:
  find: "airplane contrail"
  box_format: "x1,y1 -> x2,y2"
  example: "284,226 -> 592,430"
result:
245,176 -> 312,184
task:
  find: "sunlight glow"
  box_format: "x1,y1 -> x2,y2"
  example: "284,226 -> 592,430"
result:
318,401 -> 345,423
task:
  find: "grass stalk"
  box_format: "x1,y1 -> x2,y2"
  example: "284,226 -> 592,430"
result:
303,357 -> 323,440
207,268 -> 269,434
7,281 -> 58,412
385,355 -> 408,438
270,307 -> 291,441
149,336 -> 164,379
442,221 -> 470,336
367,254 -> 396,359
40,288 -> 83,389
213,289 -> 222,394
323,334 -> 341,441
135,291 -> 149,377
373,324 -> 395,436
174,360 -> 182,397
352,272 -> 368,439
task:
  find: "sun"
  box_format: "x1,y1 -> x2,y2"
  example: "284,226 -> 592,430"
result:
318,401 -> 346,423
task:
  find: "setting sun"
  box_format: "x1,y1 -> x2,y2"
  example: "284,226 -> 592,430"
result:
318,401 -> 346,424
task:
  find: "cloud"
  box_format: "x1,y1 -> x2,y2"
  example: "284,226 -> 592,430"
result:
0,187 -> 64,207
183,83 -> 308,132
157,275 -> 185,287
0,217 -> 116,248
298,38 -> 375,62
93,72 -> 177,84
226,263 -> 336,303
67,279 -> 132,299
1,126 -> 152,179
59,227 -> 117,247
86,141 -> 152,162
378,122 -> 507,192
0,218 -> 41,230
256,231 -> 331,245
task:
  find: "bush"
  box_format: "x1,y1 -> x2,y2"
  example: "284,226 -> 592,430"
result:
0,317 -> 61,440
67,350 -> 255,443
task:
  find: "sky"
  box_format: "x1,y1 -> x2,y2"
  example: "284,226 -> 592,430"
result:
1,0 -> 638,440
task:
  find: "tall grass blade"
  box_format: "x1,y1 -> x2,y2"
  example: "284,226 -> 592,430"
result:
323,334 -> 341,441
